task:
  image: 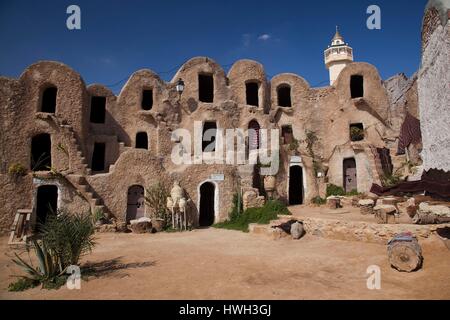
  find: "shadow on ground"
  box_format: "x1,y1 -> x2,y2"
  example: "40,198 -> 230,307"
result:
82,257 -> 156,279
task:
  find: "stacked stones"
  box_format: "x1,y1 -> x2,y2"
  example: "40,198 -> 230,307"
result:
358,199 -> 375,215
327,196 -> 342,209
374,205 -> 398,224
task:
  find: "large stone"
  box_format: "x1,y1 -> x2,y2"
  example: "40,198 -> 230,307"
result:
378,197 -> 398,206
152,218 -> 166,232
326,196 -> 341,209
418,202 -> 450,217
374,205 -> 398,224
406,198 -> 418,218
243,190 -> 265,211
290,222 -> 305,240
358,199 -> 375,207
129,217 -> 152,234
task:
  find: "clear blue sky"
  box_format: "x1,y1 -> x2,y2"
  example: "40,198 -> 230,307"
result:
0,0 -> 427,93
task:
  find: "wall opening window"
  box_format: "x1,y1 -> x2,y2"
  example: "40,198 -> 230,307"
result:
277,85 -> 292,107
136,132 -> 148,149
31,133 -> 51,171
281,125 -> 294,145
248,120 -> 261,151
41,87 -> 57,113
202,121 -> 217,152
141,90 -> 153,110
350,75 -> 364,98
90,96 -> 106,124
350,123 -> 364,141
246,82 -> 259,107
91,143 -> 105,172
199,74 -> 214,103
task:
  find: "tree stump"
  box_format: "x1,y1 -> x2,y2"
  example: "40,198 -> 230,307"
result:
388,236 -> 423,272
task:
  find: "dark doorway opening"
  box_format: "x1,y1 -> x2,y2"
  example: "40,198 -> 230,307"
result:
246,82 -> 259,107
343,158 -> 357,193
198,74 -> 214,103
350,75 -> 364,98
41,87 -> 57,113
350,123 -> 364,141
90,96 -> 106,124
31,133 -> 51,171
126,185 -> 145,223
35,185 -> 57,228
282,125 -> 294,145
136,132 -> 148,149
92,143 -> 106,172
248,120 -> 260,151
199,182 -> 215,227
202,121 -> 217,152
278,86 -> 292,107
142,90 -> 153,110
289,166 -> 304,205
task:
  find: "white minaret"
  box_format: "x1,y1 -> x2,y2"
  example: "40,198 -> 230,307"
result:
324,26 -> 353,86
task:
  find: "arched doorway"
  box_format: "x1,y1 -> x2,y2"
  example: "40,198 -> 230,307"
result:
199,182 -> 215,227
289,166 -> 304,205
35,185 -> 58,228
343,158 -> 357,193
126,185 -> 145,223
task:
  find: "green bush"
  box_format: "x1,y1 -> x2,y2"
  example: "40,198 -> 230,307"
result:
312,196 -> 326,205
381,173 -> 401,188
346,189 -> 360,196
214,199 -> 290,233
8,163 -> 27,177
92,208 -> 105,223
8,277 -> 39,292
350,126 -> 364,141
326,184 -> 345,197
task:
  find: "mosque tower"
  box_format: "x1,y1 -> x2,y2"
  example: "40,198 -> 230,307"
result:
324,26 -> 354,85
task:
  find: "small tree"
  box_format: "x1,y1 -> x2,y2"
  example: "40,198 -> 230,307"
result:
145,182 -> 171,222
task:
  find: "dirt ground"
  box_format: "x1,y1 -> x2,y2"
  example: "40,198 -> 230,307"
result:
0,228 -> 449,300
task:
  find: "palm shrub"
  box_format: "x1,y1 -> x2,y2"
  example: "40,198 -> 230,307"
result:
145,182 -> 170,223
11,239 -> 65,290
9,209 -> 96,291
40,209 -> 96,268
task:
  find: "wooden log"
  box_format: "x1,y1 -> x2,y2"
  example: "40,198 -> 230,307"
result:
388,239 -> 423,272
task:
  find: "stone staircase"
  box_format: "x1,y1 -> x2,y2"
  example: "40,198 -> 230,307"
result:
59,124 -> 92,175
44,114 -> 91,175
66,174 -> 109,217
44,115 -> 112,216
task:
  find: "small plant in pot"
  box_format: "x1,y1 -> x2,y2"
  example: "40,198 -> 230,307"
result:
145,182 -> 171,231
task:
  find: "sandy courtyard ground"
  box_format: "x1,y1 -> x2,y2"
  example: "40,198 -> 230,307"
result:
0,228 -> 449,300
